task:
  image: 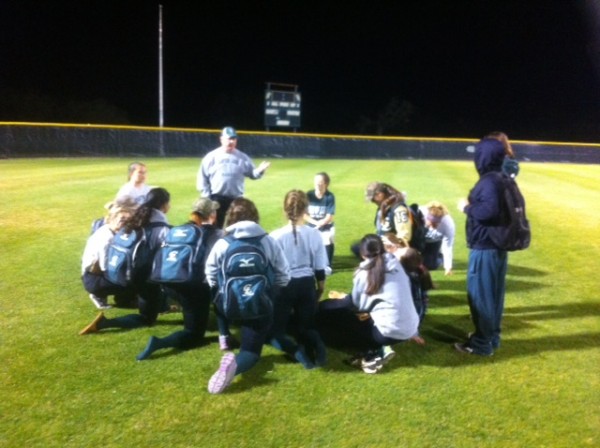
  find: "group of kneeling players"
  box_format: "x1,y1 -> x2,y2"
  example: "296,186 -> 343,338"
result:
80,141 -> 456,394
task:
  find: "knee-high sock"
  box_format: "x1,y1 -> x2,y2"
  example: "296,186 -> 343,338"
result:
303,329 -> 327,366
99,314 -> 148,330
215,314 -> 231,336
136,330 -> 196,361
269,335 -> 297,356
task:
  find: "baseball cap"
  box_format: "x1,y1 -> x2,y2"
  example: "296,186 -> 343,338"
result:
365,182 -> 381,201
221,126 -> 238,138
192,198 -> 220,218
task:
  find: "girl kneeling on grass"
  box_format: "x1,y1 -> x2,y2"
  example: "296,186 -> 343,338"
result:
135,198 -> 223,361
322,234 -> 424,374
268,190 -> 329,369
79,188 -> 171,335
81,198 -> 138,310
204,198 -> 290,394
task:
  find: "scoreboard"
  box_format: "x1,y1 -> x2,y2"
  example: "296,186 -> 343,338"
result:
264,84 -> 301,129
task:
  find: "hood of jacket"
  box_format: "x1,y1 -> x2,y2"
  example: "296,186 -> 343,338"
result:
150,208 -> 169,224
225,220 -> 267,239
474,138 -> 505,176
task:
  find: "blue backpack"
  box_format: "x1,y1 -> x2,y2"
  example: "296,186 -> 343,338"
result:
150,223 -> 212,285
214,234 -> 275,321
90,217 -> 105,235
105,223 -> 165,286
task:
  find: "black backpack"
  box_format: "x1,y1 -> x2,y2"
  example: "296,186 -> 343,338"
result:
486,172 -> 531,251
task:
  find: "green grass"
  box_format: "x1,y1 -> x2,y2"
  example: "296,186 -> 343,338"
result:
1,158 -> 599,448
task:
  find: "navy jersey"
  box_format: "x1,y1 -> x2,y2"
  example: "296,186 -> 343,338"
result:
306,190 -> 335,230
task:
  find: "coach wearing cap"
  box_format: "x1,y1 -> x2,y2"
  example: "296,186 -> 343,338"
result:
197,126 -> 271,227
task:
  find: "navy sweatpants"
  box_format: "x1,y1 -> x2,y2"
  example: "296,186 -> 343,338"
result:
466,248 -> 508,354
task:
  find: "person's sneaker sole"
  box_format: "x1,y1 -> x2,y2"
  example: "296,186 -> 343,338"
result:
89,294 -> 111,310
208,352 -> 237,394
79,312 -> 105,335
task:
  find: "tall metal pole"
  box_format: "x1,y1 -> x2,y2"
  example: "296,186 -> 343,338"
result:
158,4 -> 164,127
158,5 -> 165,155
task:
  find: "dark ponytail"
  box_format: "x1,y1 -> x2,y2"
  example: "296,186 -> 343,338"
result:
359,234 -> 387,295
125,187 -> 170,231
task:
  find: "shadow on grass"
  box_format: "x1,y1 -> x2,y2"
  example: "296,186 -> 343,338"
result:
433,277 -> 547,294
226,354 -> 280,394
395,300 -> 600,368
507,264 -> 548,277
441,260 -> 547,278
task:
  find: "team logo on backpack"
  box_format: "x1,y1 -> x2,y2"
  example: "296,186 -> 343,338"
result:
486,172 -> 531,251
213,234 -> 275,321
150,223 -> 210,284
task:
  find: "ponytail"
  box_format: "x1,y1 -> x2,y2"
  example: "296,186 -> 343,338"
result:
359,234 -> 387,295
283,190 -> 309,245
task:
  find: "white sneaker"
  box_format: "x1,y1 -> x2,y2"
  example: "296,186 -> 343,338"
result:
89,294 -> 111,310
208,353 -> 237,394
360,356 -> 383,374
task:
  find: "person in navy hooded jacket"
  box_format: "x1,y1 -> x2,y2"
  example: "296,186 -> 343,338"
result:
455,132 -> 515,356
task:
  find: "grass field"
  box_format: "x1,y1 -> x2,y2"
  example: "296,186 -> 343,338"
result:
1,158 -> 599,448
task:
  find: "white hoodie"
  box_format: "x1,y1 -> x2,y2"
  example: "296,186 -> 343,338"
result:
351,253 -> 419,340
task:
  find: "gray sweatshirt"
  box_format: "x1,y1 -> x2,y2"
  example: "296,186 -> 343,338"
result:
351,253 -> 419,340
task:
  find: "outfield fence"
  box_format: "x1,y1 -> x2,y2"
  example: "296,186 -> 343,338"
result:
1,122 -> 599,163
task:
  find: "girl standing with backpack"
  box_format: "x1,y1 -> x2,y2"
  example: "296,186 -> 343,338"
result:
79,188 -> 171,335
204,198 -> 290,394
269,190 -> 329,369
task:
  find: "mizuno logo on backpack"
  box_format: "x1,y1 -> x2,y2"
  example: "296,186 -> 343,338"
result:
239,258 -> 255,268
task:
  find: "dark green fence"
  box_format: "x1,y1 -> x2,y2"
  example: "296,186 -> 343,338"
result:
1,123 -> 599,163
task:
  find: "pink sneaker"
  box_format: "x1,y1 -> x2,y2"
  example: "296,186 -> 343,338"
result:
218,335 -> 230,351
208,352 -> 237,394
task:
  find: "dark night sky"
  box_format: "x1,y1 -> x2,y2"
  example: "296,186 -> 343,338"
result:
2,0 -> 600,141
